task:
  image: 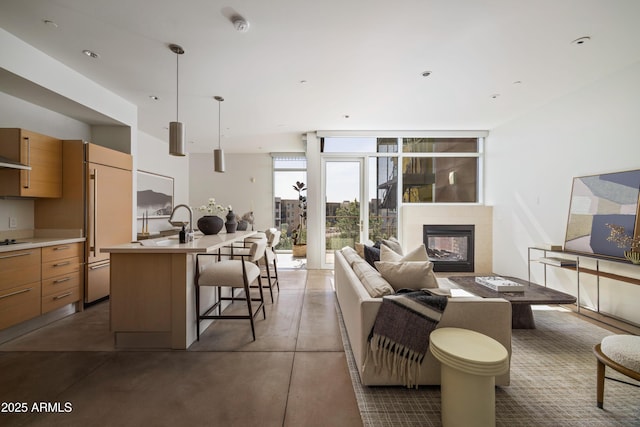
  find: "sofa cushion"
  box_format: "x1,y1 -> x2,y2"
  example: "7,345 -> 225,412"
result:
352,260 -> 394,297
340,246 -> 361,266
374,260 -> 438,290
381,237 -> 403,255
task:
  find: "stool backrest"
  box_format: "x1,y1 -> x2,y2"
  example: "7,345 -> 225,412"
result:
247,239 -> 267,263
266,229 -> 281,248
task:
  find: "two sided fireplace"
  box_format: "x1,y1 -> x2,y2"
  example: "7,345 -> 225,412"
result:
423,225 -> 475,272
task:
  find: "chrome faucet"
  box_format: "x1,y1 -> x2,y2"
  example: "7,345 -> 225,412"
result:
168,204 -> 195,242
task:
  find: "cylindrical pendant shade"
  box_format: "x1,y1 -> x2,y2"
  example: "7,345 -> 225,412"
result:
214,148 -> 225,172
169,121 -> 185,156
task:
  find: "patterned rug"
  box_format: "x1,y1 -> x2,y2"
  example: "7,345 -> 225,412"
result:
337,305 -> 640,426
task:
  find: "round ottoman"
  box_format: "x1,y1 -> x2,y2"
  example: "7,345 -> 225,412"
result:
593,334 -> 640,409
430,327 -> 509,427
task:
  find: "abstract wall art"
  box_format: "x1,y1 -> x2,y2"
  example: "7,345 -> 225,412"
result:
564,169 -> 640,258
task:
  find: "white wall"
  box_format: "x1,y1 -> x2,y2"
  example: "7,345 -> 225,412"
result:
486,60 -> 640,324
189,153 -> 273,231
135,131 -> 190,235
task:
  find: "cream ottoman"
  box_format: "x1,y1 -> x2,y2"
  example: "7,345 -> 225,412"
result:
430,327 -> 509,427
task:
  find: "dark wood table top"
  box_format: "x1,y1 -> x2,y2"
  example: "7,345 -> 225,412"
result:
447,276 -> 577,305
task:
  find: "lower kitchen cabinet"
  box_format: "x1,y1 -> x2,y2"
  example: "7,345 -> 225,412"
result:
0,248 -> 42,329
41,243 -> 82,314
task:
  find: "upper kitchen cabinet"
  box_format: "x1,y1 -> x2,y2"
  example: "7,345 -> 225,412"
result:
0,128 -> 62,198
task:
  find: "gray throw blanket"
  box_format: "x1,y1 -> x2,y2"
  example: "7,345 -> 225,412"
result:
365,291 -> 447,388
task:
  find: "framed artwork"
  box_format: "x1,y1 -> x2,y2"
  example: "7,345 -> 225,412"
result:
137,170 -> 174,218
564,169 -> 640,258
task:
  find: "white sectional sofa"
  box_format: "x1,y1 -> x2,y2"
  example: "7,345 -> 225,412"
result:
334,248 -> 512,386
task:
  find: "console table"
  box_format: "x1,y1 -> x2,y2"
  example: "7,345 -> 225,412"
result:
528,246 -> 640,329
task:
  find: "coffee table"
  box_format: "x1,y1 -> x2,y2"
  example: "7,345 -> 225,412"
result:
447,276 -> 577,329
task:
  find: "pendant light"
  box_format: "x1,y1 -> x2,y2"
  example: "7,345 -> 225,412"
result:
213,95 -> 225,172
169,44 -> 186,156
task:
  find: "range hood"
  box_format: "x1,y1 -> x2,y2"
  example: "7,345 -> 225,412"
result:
0,155 -> 31,170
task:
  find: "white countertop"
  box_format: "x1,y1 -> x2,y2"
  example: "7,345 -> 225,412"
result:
101,230 -> 258,254
0,237 -> 86,253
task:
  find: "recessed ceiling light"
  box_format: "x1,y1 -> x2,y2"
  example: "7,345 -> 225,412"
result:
344,115 -> 350,119
422,71 -> 432,77
571,36 -> 591,46
299,80 -> 307,84
149,95 -> 159,101
513,81 -> 522,85
82,49 -> 100,59
43,19 -> 58,28
491,94 -> 500,99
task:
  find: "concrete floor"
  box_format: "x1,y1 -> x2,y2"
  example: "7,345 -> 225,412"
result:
0,269 -> 362,427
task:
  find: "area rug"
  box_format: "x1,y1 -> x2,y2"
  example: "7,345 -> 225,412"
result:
337,305 -> 640,426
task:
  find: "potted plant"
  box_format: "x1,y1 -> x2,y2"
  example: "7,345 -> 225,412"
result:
196,198 -> 228,235
291,181 -> 307,257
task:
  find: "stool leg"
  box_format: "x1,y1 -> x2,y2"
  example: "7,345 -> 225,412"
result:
264,256 -> 274,302
195,284 -> 200,341
272,248 -> 280,292
596,359 -> 605,409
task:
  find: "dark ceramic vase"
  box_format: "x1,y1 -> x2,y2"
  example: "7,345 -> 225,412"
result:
225,211 -> 237,233
236,220 -> 248,231
197,216 -> 224,235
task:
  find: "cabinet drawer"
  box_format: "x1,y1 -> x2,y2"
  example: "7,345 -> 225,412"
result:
0,249 -> 41,292
42,257 -> 80,280
0,282 -> 41,330
42,243 -> 83,263
42,286 -> 80,314
42,271 -> 81,297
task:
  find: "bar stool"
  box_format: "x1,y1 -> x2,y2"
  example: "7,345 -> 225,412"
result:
262,229 -> 281,301
430,327 -> 509,427
194,239 -> 267,341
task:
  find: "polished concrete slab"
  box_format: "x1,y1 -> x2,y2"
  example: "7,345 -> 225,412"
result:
0,268 -> 362,427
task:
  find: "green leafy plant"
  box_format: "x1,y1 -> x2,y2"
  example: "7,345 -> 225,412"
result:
291,181 -> 307,245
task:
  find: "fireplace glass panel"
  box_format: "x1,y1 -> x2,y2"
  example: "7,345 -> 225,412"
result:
427,236 -> 469,262
423,225 -> 475,272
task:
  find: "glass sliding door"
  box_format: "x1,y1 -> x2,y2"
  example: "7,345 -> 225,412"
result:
323,159 -> 363,266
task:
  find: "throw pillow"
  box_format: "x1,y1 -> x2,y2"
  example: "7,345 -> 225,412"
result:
363,244 -> 381,268
374,260 -> 438,290
355,239 -> 375,259
380,244 -> 428,262
381,237 -> 403,255
352,260 -> 394,298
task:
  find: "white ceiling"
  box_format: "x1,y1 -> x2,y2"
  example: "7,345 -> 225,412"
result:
1,0 -> 640,154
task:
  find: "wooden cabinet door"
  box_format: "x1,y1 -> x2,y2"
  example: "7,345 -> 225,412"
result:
0,128 -> 62,198
87,163 -> 133,264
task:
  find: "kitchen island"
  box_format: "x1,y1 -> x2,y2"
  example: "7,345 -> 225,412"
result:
102,230 -> 256,349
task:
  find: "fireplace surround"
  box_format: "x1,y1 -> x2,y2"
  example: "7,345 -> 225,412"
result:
423,224 -> 475,272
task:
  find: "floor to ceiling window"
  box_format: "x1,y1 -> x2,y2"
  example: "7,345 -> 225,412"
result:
319,135 -> 482,268
272,155 -> 307,253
